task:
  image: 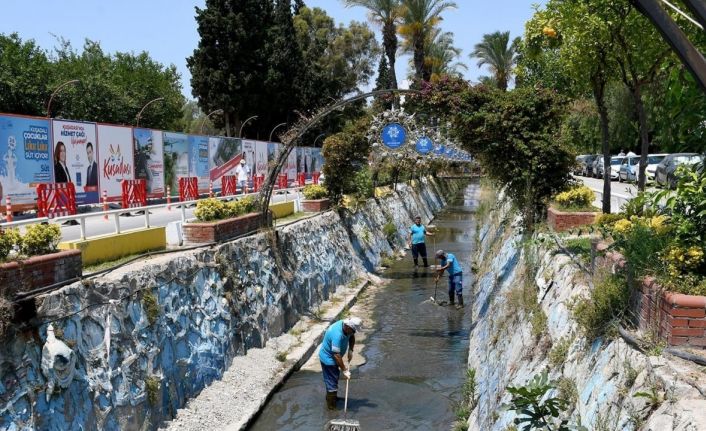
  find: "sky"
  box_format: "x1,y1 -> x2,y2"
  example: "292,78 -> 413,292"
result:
0,0 -> 545,98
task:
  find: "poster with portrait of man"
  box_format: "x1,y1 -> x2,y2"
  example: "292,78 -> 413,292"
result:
51,119 -> 99,204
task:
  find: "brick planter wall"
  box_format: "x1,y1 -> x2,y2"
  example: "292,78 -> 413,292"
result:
547,206 -> 597,232
301,199 -> 330,212
638,277 -> 706,348
182,212 -> 266,244
0,249 -> 82,297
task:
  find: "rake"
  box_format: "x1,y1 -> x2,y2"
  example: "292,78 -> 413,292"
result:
324,376 -> 360,431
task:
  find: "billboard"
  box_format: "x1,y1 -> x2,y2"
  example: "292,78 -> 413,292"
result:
189,135 -> 210,192
255,140 -> 268,177
286,147 -> 297,181
311,148 -> 324,173
52,120 -> 99,204
134,128 -> 165,198
242,140 -> 257,180
0,115 -> 52,207
97,124 -> 133,200
163,132 -> 190,196
209,136 -> 242,190
297,147 -> 313,177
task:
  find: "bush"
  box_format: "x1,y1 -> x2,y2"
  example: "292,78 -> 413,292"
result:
194,198 -> 226,222
21,224 -> 61,257
595,213 -> 625,228
383,221 -> 397,242
353,168 -> 374,199
0,229 -> 22,260
611,216 -> 670,277
224,196 -> 258,218
554,186 -> 595,211
302,184 -> 328,200
572,274 -> 630,339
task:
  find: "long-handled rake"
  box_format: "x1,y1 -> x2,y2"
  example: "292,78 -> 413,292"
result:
324,374 -> 360,431
430,276 -> 439,303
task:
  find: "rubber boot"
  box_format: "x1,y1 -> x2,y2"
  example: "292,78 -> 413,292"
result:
448,291 -> 455,306
422,257 -> 429,267
413,258 -> 419,267
456,294 -> 464,309
326,392 -> 337,410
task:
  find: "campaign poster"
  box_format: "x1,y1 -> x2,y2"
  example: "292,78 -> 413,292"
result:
134,128 -> 165,198
255,140 -> 268,177
297,147 -> 313,178
188,135 -> 210,193
163,132 -> 190,196
311,148 -> 325,173
97,125 -> 133,201
242,140 -> 257,180
0,115 -> 52,207
208,136 -> 242,190
52,120 -> 99,204
286,148 -> 297,181
267,142 -> 280,164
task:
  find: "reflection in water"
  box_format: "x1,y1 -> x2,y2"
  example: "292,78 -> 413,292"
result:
250,185 -> 478,431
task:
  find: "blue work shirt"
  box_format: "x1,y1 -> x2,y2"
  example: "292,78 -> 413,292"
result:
319,320 -> 351,366
409,224 -> 426,244
440,253 -> 463,275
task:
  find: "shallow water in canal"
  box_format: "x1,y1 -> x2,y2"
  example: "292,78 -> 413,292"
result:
250,184 -> 478,431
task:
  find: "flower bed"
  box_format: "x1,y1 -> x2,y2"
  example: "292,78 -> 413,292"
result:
183,212 -> 265,244
547,206 -> 598,232
301,184 -> 331,212
547,185 -> 598,232
301,199 -> 331,212
0,249 -> 82,297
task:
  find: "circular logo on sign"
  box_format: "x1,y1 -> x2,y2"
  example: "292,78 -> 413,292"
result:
415,136 -> 433,154
435,144 -> 445,156
381,123 -> 407,150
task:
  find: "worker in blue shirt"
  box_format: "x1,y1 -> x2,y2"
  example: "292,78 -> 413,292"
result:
408,215 -> 433,267
319,317 -> 362,410
435,250 -> 464,308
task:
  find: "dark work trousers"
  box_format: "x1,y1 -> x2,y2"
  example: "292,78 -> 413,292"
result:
411,242 -> 429,267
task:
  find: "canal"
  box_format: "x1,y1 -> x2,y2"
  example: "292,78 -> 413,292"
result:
250,183 -> 478,430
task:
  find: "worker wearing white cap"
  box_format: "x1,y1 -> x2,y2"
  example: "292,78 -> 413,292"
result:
319,317 -> 362,410
235,157 -> 251,194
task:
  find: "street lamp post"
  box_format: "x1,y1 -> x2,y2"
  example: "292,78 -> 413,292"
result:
239,115 -> 259,139
200,109 -> 224,134
313,133 -> 326,147
136,97 -> 165,128
46,79 -> 80,118
269,122 -> 287,142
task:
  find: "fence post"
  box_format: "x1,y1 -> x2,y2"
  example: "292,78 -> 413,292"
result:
167,186 -> 171,211
113,213 -> 121,234
103,190 -> 108,221
180,204 -> 187,223
80,217 -> 87,240
145,208 -> 151,229
5,196 -> 12,223
209,181 -> 214,198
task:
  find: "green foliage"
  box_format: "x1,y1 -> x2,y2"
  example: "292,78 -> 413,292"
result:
471,31 -> 520,91
142,291 -> 160,326
0,229 -> 22,260
564,238 -> 592,264
453,368 -> 477,431
556,377 -> 578,408
322,117 -> 372,203
611,216 -> 670,278
506,371 -> 579,431
572,274 -> 630,340
145,376 -> 160,405
275,351 -> 288,362
548,337 -> 571,367
661,166 -> 706,247
0,33 -> 53,116
380,252 -> 396,268
353,168 -> 375,200
21,224 -> 61,257
554,186 -> 595,211
225,196 -> 258,218
194,198 -> 226,222
383,221 -> 397,242
302,184 -> 328,200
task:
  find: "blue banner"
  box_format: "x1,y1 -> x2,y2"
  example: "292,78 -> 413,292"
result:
381,123 -> 407,149
189,135 -> 210,192
0,115 -> 52,206
415,136 -> 433,155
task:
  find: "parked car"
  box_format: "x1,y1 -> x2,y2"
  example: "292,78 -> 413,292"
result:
608,156 -> 625,180
592,155 -> 606,178
574,155 -> 591,175
581,154 -> 599,176
618,155 -> 638,183
645,154 -> 668,182
655,153 -> 705,188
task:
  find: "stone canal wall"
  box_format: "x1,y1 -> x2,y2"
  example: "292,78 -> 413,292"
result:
0,178 -> 463,431
467,192 -> 706,430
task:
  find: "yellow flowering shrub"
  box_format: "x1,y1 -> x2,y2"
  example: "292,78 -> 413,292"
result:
663,245 -> 705,277
612,219 -> 633,234
554,186 -> 595,210
648,215 -> 670,235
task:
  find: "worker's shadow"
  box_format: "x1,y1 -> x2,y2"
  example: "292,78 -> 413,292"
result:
339,397 -> 377,411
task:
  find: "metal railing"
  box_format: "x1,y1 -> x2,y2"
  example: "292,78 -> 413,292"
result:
0,186 -> 304,241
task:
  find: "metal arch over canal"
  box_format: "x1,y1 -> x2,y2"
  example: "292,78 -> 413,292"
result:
257,89 -> 421,224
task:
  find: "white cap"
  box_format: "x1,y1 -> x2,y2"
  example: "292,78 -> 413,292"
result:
240,159 -> 246,164
343,317 -> 362,333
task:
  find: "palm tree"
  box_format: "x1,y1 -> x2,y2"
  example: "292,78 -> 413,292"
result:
471,31 -> 521,91
398,0 -> 457,82
343,0 -> 403,90
423,29 -> 467,81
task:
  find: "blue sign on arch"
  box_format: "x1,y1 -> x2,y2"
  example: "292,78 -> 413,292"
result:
415,136 -> 433,154
381,123 -> 407,149
435,144 -> 445,156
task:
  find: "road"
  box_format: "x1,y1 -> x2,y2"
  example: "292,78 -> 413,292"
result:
577,175 -> 660,213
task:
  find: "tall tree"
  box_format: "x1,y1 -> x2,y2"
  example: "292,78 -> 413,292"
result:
293,0 -> 306,14
471,31 -> 520,91
188,0 -> 273,136
373,53 -> 394,109
399,0 -> 457,82
0,33 -> 53,117
342,0 -> 403,90
413,29 -> 466,81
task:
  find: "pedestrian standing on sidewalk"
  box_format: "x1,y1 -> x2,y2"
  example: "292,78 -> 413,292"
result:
408,215 -> 433,268
435,250 -> 464,309
319,317 -> 362,410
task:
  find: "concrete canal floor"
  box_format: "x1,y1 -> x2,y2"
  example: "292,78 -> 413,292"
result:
250,185 -> 478,431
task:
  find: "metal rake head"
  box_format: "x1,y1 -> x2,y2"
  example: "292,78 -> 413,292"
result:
324,418 -> 361,431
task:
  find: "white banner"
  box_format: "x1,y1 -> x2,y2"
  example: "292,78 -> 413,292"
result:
134,128 -> 164,197
51,119 -> 99,204
242,140 -> 257,179
97,124 -> 134,200
255,140 -> 268,177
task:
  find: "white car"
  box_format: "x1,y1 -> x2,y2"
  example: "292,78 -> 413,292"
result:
609,156 -> 625,180
645,154 -> 668,182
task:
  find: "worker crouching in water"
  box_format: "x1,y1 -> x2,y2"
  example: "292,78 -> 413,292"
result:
319,317 -> 362,410
435,250 -> 464,309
